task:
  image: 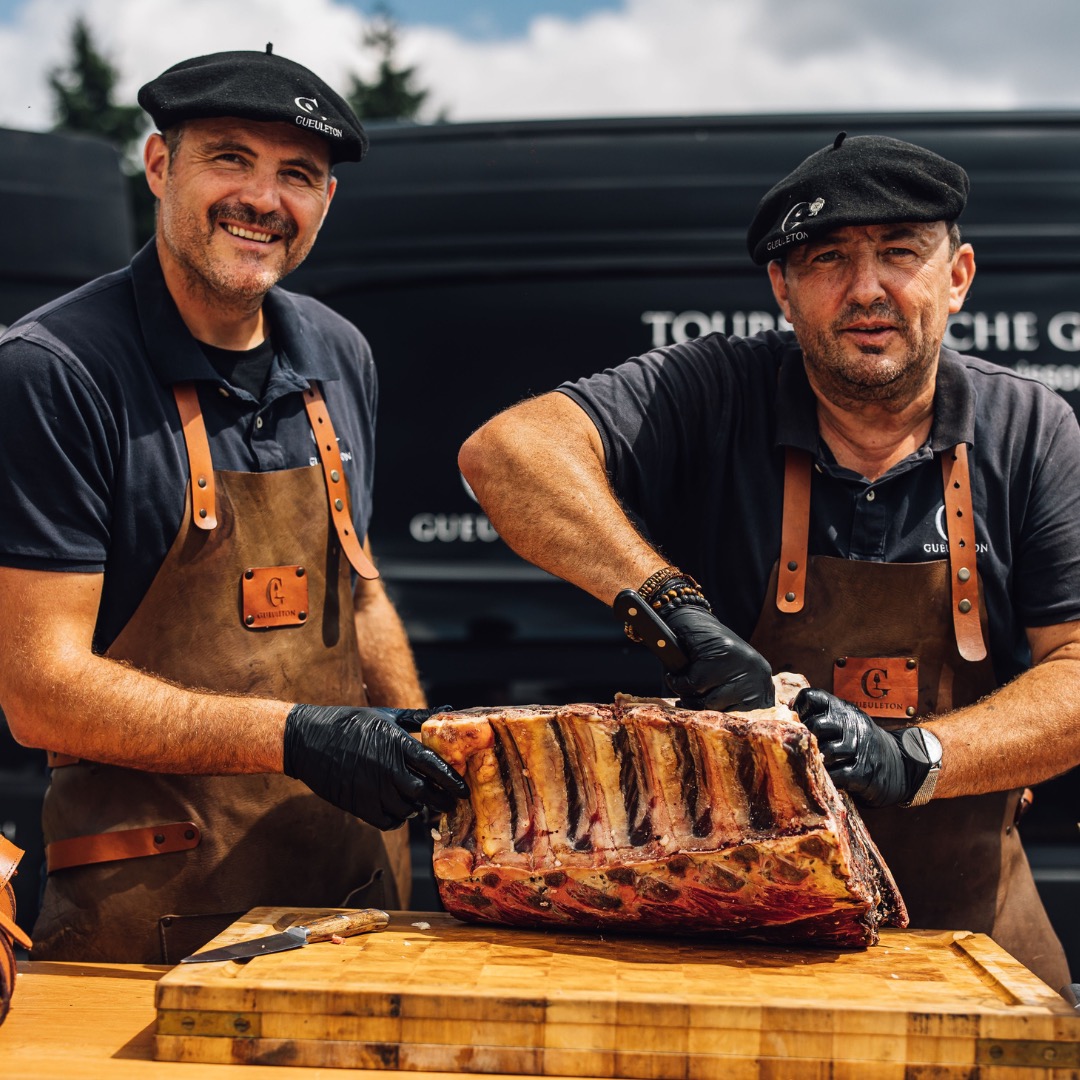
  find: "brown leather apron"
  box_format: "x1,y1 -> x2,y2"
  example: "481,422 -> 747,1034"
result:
749,447 -> 1069,989
32,383 -> 410,964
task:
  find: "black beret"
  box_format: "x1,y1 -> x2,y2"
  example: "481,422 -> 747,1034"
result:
746,132 -> 969,265
138,46 -> 367,163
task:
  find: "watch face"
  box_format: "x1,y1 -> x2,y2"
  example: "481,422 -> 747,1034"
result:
901,726 -> 942,768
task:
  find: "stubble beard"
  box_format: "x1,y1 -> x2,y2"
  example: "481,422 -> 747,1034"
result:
161,198 -> 306,312
797,301 -> 939,413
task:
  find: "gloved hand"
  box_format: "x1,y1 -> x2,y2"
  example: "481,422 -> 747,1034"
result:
658,596 -> 775,712
283,705 -> 468,829
793,688 -> 921,808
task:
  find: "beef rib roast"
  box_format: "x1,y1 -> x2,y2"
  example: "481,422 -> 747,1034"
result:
422,676 -> 907,947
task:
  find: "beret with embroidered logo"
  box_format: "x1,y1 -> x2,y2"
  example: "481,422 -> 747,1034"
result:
746,132 -> 969,265
138,44 -> 367,163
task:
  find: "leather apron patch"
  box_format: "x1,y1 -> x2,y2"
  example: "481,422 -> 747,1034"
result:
833,656 -> 919,721
241,565 -> 309,628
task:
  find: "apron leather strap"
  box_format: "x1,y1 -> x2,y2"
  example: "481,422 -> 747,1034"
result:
171,382 -> 379,580
173,384 -> 218,531
45,821 -> 201,873
776,443 -> 987,661
941,443 -> 988,662
777,447 -> 811,613
303,384 -> 379,580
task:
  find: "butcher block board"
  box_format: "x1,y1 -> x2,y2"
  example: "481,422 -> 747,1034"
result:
155,908 -> 1079,1078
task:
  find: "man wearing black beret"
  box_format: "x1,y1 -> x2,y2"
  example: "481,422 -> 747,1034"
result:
0,46 -> 467,963
460,132 -> 1080,989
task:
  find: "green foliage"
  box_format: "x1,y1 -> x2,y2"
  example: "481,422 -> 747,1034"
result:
347,7 -> 442,122
49,17 -> 144,158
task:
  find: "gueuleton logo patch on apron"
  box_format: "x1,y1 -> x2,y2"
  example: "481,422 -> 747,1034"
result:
832,656 -> 919,719
241,565 -> 310,628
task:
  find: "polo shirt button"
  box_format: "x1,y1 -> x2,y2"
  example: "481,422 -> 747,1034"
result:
255,417 -> 263,429
865,489 -> 876,502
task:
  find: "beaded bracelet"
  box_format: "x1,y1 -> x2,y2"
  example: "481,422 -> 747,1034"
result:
637,565 -> 683,604
650,574 -> 712,614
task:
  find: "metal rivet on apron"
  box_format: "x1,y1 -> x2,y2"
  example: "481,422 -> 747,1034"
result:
331,470 -> 340,483
255,417 -> 263,430
244,569 -> 254,580
835,657 -> 847,668
198,508 -> 207,519
334,498 -> 344,511
907,658 -> 916,670
959,599 -> 973,614
958,567 -> 971,582
299,611 -> 308,621
296,567 -> 306,577
154,833 -> 165,845
787,560 -> 798,571
218,387 -> 229,398
245,615 -> 255,626
785,591 -> 796,602
197,477 -> 207,489
906,706 -> 916,717
865,489 -> 875,501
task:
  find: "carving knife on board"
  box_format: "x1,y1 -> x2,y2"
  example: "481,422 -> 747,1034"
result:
180,908 -> 390,964
613,589 -> 689,673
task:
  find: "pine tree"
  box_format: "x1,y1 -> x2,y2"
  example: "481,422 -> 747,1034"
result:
49,17 -> 143,157
347,7 -> 441,122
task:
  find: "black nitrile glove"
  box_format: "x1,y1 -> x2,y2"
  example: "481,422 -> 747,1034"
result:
660,601 -> 775,712
283,705 -> 468,829
793,688 -> 924,808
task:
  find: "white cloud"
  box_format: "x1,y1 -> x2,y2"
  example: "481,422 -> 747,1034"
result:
0,0 -> 1072,133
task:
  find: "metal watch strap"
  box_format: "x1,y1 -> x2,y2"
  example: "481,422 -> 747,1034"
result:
899,726 -> 943,808
902,764 -> 940,808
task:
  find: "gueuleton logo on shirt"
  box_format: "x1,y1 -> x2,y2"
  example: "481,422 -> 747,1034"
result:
833,657 -> 920,718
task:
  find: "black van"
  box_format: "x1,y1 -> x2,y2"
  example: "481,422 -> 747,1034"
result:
290,110 -> 1080,704
287,112 -> 1080,954
0,126 -> 134,940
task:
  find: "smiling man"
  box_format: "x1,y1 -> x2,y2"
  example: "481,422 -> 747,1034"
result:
0,47 -> 467,964
459,133 -> 1080,989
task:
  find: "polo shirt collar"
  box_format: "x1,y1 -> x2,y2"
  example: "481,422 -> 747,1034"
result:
774,341 -> 977,454
130,240 -> 340,386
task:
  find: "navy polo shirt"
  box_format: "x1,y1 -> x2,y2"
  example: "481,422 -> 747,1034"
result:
0,241 -> 377,653
559,329 -> 1080,685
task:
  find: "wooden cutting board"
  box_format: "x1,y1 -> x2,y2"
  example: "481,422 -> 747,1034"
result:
155,908 -> 1079,1078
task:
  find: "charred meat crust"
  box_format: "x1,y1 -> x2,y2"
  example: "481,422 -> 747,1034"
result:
423,681 -> 907,948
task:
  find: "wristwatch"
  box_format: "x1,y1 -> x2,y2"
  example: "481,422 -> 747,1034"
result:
899,726 -> 943,808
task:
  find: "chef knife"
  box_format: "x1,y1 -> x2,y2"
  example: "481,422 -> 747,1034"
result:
613,588 -> 689,672
180,908 -> 390,964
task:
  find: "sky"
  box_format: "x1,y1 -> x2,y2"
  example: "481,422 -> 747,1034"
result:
1,0 -> 1080,132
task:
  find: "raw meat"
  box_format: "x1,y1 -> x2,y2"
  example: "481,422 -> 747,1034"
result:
422,678 -> 907,947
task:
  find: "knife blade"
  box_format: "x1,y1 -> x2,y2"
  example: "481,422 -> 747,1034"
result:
180,908 -> 390,964
613,588 -> 688,672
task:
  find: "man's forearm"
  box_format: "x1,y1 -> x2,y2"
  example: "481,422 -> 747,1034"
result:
930,632 -> 1080,798
459,392 -> 667,604
353,574 -> 426,707
5,650 -> 290,774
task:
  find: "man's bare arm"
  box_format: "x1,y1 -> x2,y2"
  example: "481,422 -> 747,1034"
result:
353,539 -> 426,708
458,392 -> 667,603
0,566 -> 289,772
931,620 -> 1080,798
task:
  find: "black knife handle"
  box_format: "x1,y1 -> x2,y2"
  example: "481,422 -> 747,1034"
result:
613,589 -> 689,672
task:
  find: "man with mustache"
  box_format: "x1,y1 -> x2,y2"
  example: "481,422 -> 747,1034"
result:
459,134 -> 1080,990
0,47 -> 466,963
